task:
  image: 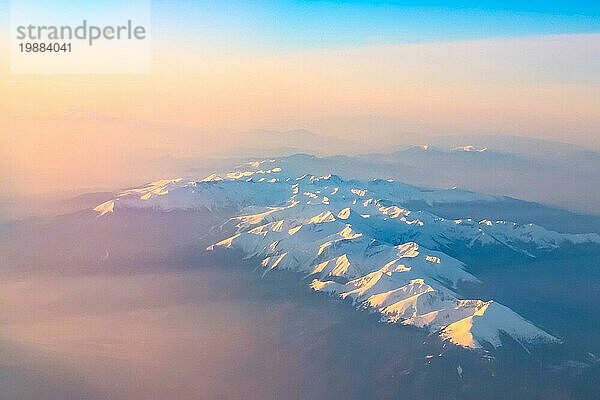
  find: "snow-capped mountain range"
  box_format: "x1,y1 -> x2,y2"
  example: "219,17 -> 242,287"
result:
94,159 -> 599,349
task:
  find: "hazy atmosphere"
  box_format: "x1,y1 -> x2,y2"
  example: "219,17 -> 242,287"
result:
1,2 -> 599,400
1,1 -> 599,199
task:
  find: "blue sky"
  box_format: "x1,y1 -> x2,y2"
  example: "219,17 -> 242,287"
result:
149,0 -> 600,50
1,1 -> 598,50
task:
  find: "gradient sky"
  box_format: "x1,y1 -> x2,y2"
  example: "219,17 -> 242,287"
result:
0,1 -> 599,195
152,1 -> 600,48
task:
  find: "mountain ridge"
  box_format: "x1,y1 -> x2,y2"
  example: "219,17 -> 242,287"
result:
92,159 -> 599,350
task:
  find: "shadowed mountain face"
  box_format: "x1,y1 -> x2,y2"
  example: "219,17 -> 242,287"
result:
94,161 -> 600,348
1,203 -> 599,400
1,153 -> 599,400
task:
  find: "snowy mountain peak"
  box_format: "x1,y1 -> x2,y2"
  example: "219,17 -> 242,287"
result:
453,145 -> 488,153
91,160 -> 600,350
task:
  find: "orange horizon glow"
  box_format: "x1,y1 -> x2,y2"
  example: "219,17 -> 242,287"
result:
2,34 -> 599,195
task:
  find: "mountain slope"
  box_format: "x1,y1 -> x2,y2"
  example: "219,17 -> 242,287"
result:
93,159 -> 599,349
